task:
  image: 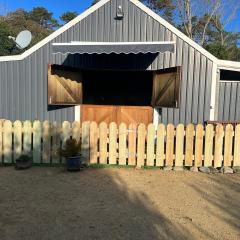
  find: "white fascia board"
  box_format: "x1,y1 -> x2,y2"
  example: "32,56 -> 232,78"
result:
0,0 -> 111,62
130,0 -> 218,63
217,60 -> 240,72
53,41 -> 176,46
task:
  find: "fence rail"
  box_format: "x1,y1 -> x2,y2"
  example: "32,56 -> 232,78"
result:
0,120 -> 240,168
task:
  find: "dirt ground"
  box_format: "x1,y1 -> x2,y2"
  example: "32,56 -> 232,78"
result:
0,167 -> 239,240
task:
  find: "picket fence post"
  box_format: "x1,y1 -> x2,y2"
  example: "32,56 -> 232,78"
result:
81,121 -> 90,164
137,124 -> 146,168
214,124 -> 224,168
42,121 -> 51,164
109,122 -> 117,165
224,124 -> 234,167
234,124 -> 240,167
128,123 -> 137,166
52,121 -> 61,164
119,123 -> 127,165
156,124 -> 165,167
146,124 -> 155,167
175,124 -> 184,167
13,120 -> 22,162
33,120 -> 41,164
166,124 -> 174,167
99,122 -> 107,164
204,124 -> 214,167
90,122 -> 98,164
3,120 -> 12,163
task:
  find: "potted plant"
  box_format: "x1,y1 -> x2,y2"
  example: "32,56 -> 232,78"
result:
60,138 -> 82,171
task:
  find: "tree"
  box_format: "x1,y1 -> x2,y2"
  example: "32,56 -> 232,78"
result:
91,0 -> 99,5
28,7 -> 59,29
141,0 -> 175,23
0,22 -> 16,55
0,8 -> 53,56
60,11 -> 78,24
92,0 -> 175,22
176,0 -> 220,45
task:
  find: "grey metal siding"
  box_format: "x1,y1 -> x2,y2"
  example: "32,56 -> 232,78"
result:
0,0 -> 213,124
218,81 -> 240,121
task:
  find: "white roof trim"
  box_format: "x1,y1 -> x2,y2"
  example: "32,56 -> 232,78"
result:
217,60 -> 240,71
53,41 -> 175,46
0,0 -> 111,62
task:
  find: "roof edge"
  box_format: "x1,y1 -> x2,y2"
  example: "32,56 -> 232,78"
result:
1,0 -> 239,67
130,0 -> 218,63
217,60 -> 240,72
0,0 -> 111,62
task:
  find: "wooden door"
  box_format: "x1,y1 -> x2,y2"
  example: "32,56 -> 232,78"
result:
152,67 -> 181,108
117,106 -> 153,126
81,105 -> 117,125
48,64 -> 83,105
81,105 -> 153,125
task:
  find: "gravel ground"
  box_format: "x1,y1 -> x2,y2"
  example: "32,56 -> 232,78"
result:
0,167 -> 239,240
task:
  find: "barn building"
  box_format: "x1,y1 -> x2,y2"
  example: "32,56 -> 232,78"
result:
0,0 -> 240,126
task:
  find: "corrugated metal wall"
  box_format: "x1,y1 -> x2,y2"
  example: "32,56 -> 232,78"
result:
217,81 -> 240,121
0,0 -> 213,123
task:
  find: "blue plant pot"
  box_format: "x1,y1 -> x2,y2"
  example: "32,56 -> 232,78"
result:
66,156 -> 82,171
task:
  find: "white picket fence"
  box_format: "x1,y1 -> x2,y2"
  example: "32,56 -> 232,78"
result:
0,120 -> 240,168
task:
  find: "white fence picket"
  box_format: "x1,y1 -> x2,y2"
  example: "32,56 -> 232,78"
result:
13,121 -> 22,162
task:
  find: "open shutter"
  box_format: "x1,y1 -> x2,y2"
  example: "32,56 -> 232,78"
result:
48,64 -> 83,105
152,67 -> 181,108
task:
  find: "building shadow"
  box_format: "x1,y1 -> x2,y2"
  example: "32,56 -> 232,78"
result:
61,53 -> 158,70
0,167 -> 195,240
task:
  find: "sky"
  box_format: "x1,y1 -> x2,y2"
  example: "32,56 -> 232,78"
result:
0,0 -> 93,20
0,0 -> 239,31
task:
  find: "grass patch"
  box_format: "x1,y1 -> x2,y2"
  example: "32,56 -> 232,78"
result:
88,164 -> 135,169
142,166 -> 162,170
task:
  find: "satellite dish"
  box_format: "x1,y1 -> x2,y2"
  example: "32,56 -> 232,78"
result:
15,30 -> 32,49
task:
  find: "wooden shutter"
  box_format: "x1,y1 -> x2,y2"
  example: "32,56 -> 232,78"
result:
152,67 -> 181,108
48,64 -> 83,105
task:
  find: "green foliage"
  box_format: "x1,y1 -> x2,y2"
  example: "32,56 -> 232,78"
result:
60,11 -> 78,24
0,8 -> 54,56
60,138 -> 81,158
0,22 -> 15,55
91,0 -> 99,6
28,7 -> 59,29
141,0 -> 175,23
206,42 -> 240,61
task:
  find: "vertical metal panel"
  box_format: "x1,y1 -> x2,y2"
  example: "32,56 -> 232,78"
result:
198,56 -> 207,123
192,51 -> 201,123
0,0 -> 214,124
218,81 -> 240,121
185,47 -> 195,123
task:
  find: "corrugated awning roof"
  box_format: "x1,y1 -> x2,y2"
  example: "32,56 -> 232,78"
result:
52,41 -> 175,55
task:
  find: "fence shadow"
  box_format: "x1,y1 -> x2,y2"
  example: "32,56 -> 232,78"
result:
0,167 -> 197,240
